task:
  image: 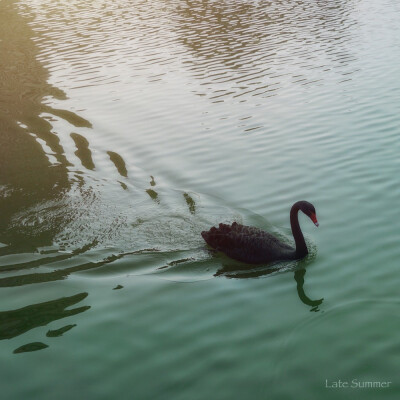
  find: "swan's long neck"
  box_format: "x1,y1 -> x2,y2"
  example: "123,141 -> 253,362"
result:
290,203 -> 308,257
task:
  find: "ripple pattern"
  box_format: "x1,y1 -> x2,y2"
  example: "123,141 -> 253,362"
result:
1,1 -> 400,398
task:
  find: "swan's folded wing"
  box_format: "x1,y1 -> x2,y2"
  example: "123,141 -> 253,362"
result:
202,222 -> 293,264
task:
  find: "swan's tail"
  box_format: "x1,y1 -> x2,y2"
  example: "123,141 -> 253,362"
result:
201,222 -> 238,249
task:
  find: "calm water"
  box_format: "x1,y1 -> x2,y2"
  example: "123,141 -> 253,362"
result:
1,0 -> 400,398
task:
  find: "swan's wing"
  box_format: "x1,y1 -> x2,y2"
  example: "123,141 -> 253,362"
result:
202,223 -> 293,264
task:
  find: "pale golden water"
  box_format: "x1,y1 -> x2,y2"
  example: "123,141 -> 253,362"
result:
1,0 -> 400,399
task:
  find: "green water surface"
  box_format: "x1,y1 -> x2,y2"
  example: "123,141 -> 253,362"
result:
1,0 -> 400,399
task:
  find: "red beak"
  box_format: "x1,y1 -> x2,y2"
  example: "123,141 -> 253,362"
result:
310,213 -> 319,227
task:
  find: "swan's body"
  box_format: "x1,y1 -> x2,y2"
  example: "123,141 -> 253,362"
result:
201,201 -> 318,264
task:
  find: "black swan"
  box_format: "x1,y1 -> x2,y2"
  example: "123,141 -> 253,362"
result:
201,201 -> 318,264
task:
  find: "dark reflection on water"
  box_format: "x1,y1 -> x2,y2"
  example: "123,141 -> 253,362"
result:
0,1 -> 221,292
216,262 -> 323,311
294,269 -> 323,311
0,0 -> 68,239
0,1 -> 139,295
0,247 -> 160,288
13,342 -> 49,354
71,133 -> 95,171
107,151 -> 128,178
0,0 -> 78,245
46,324 -> 76,338
0,292 -> 89,340
183,192 -> 196,214
0,1 -> 138,245
0,240 -> 95,274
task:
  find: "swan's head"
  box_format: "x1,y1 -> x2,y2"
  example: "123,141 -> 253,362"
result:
298,201 -> 319,227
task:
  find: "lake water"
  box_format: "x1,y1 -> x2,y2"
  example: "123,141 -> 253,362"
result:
1,0 -> 400,398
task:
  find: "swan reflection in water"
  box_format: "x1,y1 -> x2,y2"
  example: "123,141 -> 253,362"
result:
215,264 -> 323,312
